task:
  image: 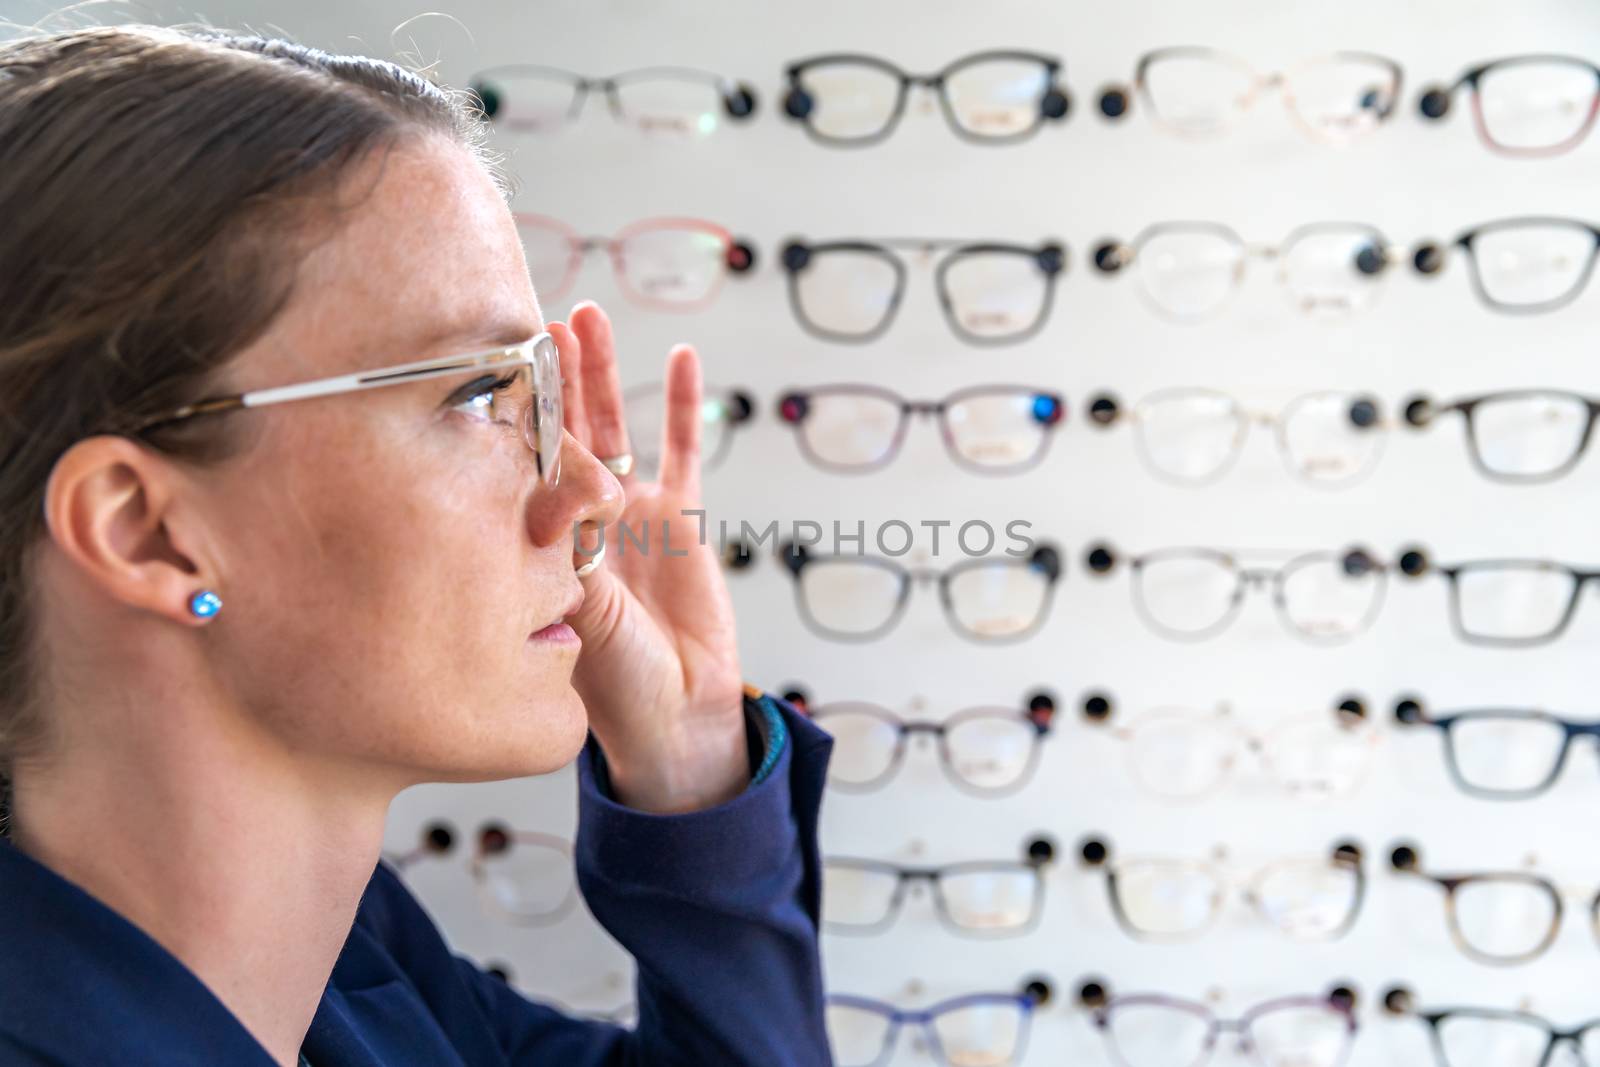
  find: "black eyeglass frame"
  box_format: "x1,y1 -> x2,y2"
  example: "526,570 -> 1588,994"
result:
779,237 -> 1067,346
782,50 -> 1071,147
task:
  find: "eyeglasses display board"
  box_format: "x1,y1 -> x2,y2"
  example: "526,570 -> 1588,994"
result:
206,0 -> 1600,1063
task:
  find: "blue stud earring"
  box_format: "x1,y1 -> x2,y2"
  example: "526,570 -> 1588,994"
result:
188,590 -> 223,620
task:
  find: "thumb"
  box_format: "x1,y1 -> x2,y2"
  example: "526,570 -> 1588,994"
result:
567,560 -> 627,660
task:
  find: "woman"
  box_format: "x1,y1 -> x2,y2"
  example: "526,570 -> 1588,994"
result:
0,24 -> 832,1067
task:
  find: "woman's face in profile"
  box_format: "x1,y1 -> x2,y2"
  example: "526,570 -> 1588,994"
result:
186,134 -> 619,785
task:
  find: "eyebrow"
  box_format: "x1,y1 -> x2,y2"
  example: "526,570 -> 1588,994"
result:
415,320 -> 542,355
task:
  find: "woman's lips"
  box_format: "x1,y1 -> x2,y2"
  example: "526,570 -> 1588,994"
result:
530,621 -> 579,644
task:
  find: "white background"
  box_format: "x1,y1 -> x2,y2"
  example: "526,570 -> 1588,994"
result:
15,0 -> 1600,1062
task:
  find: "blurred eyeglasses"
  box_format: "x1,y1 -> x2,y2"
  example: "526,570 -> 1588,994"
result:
514,214 -> 756,312
622,382 -> 755,479
778,541 -> 1063,643
779,237 -> 1066,345
1089,389 -> 1387,488
1099,48 -> 1402,144
1418,55 -> 1600,157
382,820 -> 577,926
782,50 -> 1070,147
1397,697 -> 1600,801
1386,987 -> 1600,1067
1087,543 -> 1388,644
827,985 -> 1043,1067
1390,843 -> 1600,966
1080,838 -> 1366,943
777,385 -> 1064,474
1403,390 -> 1600,484
1085,694 -> 1379,802
1397,546 -> 1600,647
789,687 -> 1056,796
468,65 -> 757,136
1089,988 -> 1358,1067
823,839 -> 1054,937
1413,217 -> 1600,314
1091,222 -> 1395,321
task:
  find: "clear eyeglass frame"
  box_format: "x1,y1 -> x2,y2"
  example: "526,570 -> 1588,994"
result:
1102,544 -> 1389,644
468,64 -> 757,136
1099,700 -> 1380,802
1093,990 -> 1358,1067
778,541 -> 1064,644
1131,47 -> 1404,144
1088,840 -> 1367,943
131,334 -> 563,487
1094,387 -> 1389,489
1093,221 -> 1397,322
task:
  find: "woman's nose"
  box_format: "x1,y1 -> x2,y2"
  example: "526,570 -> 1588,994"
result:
525,430 -> 624,548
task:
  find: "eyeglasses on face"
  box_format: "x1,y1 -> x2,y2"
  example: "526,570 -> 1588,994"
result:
1082,980 -> 1359,1067
1403,390 -> 1600,484
827,981 -> 1047,1067
783,50 -> 1070,147
1412,217 -> 1600,314
784,686 -> 1056,796
622,381 -> 755,480
1083,691 -> 1379,802
131,334 -> 563,487
1396,696 -> 1600,801
1383,985 -> 1600,1067
1092,221 -> 1396,321
514,215 -> 756,312
778,541 -> 1063,643
1397,546 -> 1600,647
1418,55 -> 1600,157
1086,543 -> 1388,644
822,837 -> 1054,937
468,65 -> 757,136
1096,47 -> 1403,144
1080,837 -> 1366,943
382,820 -> 577,926
1389,843 -> 1600,966
779,237 -> 1066,345
1089,389 -> 1387,488
777,384 -> 1064,474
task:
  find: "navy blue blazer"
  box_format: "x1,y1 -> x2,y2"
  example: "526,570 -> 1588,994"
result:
0,695 -> 833,1066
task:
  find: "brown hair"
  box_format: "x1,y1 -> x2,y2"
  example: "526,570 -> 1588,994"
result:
0,24 -> 495,833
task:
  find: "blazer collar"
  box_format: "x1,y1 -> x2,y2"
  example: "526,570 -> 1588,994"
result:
0,841 -> 400,1067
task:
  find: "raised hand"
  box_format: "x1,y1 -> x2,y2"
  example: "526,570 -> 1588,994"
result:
549,302 -> 748,814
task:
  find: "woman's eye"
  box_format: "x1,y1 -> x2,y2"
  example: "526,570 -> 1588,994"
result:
450,374 -> 518,419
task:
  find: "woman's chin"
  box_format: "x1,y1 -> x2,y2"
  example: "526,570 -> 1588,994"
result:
423,687 -> 591,783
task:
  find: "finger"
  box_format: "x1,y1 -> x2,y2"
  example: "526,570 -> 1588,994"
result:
658,343 -> 703,496
548,320 -> 591,449
570,301 -> 633,485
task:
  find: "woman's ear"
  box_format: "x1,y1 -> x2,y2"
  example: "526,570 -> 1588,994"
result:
42,436 -> 219,627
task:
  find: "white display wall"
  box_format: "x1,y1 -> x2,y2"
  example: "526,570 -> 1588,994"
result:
50,0 -> 1600,1062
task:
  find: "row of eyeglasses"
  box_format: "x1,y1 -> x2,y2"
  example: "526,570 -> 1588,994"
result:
821,836 -> 1600,967
385,819 -> 1600,968
827,979 -> 1599,1067
468,50 -> 1600,157
743,540 -> 1600,648
651,384 -> 1600,486
783,689 -> 1600,803
510,214 -> 1600,329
